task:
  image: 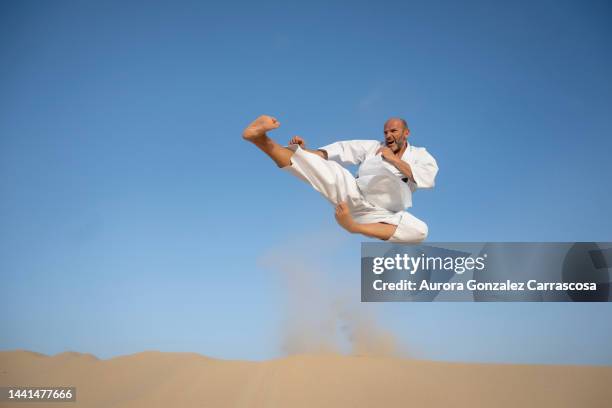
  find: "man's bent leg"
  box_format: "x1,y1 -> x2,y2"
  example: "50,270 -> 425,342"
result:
387,212 -> 428,243
335,202 -> 428,243
335,202 -> 397,240
243,115 -> 294,168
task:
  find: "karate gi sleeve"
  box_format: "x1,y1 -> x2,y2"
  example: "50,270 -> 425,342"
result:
406,148 -> 439,189
318,140 -> 381,166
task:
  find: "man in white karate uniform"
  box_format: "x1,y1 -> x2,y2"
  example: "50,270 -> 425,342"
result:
242,115 -> 438,243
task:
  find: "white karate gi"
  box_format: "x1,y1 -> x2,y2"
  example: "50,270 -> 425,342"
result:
282,140 -> 438,243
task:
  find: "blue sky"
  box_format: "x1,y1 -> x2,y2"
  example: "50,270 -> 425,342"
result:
1,0 -> 611,364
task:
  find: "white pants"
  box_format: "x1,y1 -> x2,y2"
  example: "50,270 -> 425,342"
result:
282,145 -> 428,243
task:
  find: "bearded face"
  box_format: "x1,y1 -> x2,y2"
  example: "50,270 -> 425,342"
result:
383,119 -> 409,153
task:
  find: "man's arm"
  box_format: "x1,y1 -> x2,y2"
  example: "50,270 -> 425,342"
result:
289,137 -> 381,164
379,146 -> 438,188
321,140 -> 381,165
377,146 -> 416,183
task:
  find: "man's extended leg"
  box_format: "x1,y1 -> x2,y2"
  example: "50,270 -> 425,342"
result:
242,115 -> 295,168
243,115 -> 388,219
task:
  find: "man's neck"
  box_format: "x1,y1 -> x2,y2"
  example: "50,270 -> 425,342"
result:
396,143 -> 409,158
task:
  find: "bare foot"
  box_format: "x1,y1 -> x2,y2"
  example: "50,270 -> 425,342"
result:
335,202 -> 357,233
242,115 -> 280,141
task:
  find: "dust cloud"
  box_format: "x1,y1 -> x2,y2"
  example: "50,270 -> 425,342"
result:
259,230 -> 404,357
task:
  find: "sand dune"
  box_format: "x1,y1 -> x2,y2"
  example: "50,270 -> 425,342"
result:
1,350 -> 611,407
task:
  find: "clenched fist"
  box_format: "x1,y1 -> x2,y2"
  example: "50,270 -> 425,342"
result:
377,146 -> 399,164
289,135 -> 307,149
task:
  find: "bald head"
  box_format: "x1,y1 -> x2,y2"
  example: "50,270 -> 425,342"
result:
383,117 -> 410,153
385,117 -> 409,131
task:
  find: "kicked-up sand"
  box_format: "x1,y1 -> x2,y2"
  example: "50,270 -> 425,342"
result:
1,350 -> 611,407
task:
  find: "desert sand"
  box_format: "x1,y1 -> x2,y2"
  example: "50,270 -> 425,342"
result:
1,350 -> 611,408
